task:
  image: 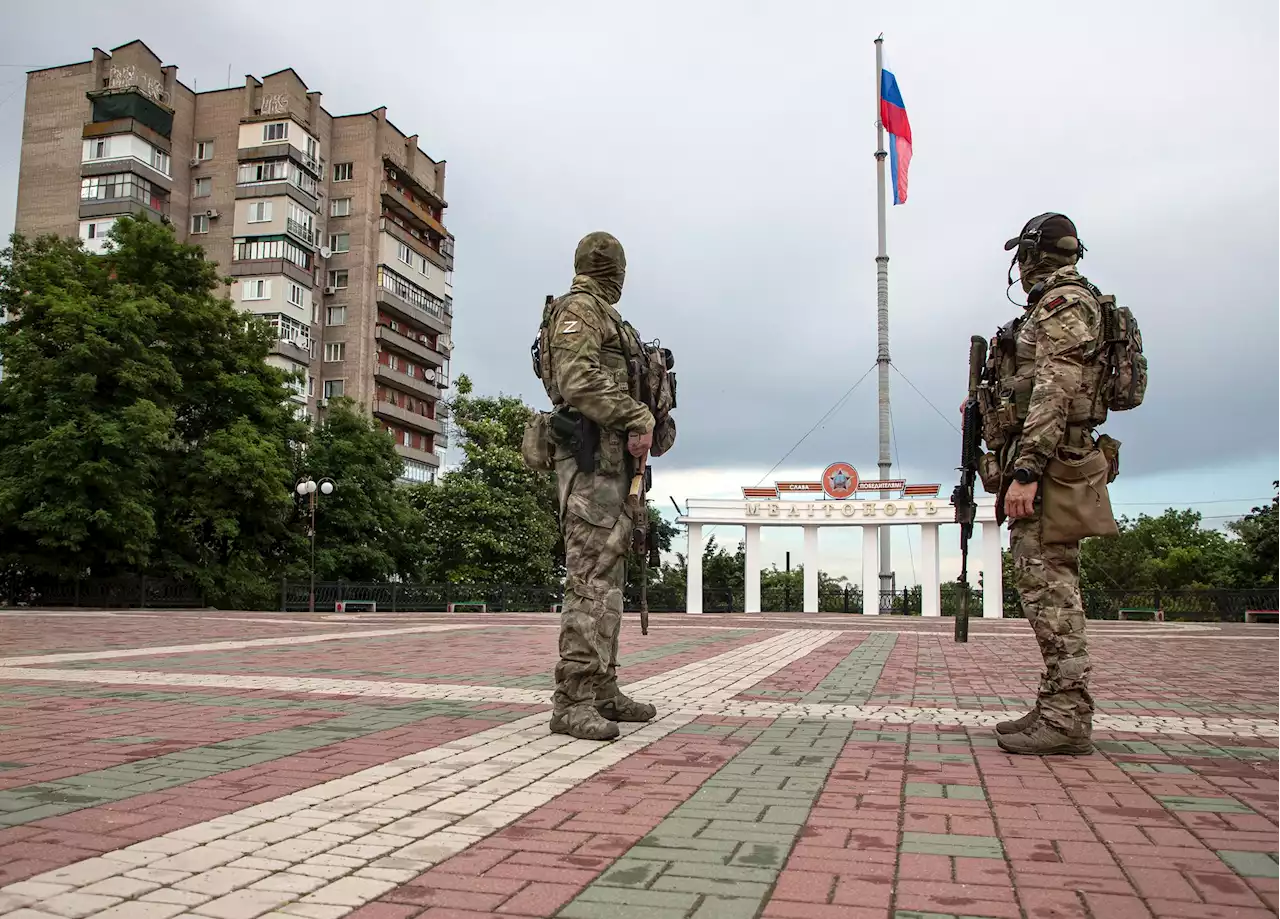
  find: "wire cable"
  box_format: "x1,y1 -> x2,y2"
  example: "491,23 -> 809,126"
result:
889,362 -> 961,435
753,362 -> 878,486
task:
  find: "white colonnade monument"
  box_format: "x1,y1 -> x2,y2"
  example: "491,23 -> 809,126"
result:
677,462 -> 1002,617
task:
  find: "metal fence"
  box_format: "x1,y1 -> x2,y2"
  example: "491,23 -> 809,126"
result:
0,576 -> 205,609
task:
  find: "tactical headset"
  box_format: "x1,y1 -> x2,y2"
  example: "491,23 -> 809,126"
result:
1005,212 -> 1087,306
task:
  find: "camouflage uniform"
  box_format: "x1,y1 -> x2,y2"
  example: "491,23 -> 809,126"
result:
542,232 -> 657,742
988,215 -> 1109,756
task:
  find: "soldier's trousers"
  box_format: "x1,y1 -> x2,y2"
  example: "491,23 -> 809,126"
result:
1009,510 -> 1094,734
552,454 -> 635,715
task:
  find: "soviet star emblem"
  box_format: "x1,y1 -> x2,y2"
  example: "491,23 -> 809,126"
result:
830,470 -> 851,491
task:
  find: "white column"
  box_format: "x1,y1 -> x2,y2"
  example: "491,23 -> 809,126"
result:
744,524 -> 761,614
862,525 -> 880,615
802,526 -> 819,613
921,523 -> 941,617
981,520 -> 1004,618
686,522 -> 704,615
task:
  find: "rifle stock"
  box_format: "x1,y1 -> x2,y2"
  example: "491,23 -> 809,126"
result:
950,335 -> 988,643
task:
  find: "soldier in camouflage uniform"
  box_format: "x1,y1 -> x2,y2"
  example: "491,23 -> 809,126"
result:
539,232 -> 658,741
983,213 -> 1112,756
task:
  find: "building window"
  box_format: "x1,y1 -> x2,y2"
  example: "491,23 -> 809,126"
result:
263,122 -> 289,142
243,279 -> 269,300
403,430 -> 413,447
195,140 -> 214,160
150,147 -> 171,175
328,233 -> 349,253
324,342 -> 345,362
288,283 -> 304,307
330,197 -> 351,217
233,236 -> 310,270
193,177 -> 212,197
88,139 -> 108,160
327,306 -> 346,325
333,162 -> 353,182
400,458 -> 434,484
387,353 -> 398,371
305,136 -> 318,161
247,201 -> 272,223
267,313 -> 310,351
307,375 -> 315,396
191,214 -> 209,234
238,160 -> 288,184
323,379 -> 345,399
419,255 -> 431,278
397,242 -> 413,266
327,269 -> 348,289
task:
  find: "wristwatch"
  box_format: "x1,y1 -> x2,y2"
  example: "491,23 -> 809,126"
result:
1012,467 -> 1039,485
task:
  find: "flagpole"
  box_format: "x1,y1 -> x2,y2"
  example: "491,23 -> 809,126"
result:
874,34 -> 894,604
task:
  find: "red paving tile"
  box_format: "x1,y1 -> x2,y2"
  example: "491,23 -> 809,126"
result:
0,610 -> 1275,919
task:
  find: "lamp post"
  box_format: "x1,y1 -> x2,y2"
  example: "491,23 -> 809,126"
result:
296,476 -> 335,613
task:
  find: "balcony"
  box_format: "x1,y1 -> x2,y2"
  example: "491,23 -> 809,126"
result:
376,266 -> 450,334
79,188 -> 169,221
286,218 -> 316,248
394,441 -> 442,469
269,336 -> 312,365
374,324 -> 445,368
374,400 -> 444,435
374,364 -> 441,401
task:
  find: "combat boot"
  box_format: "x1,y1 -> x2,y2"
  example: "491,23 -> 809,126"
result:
550,705 -> 620,742
596,693 -> 657,723
997,721 -> 1092,756
995,704 -> 1040,735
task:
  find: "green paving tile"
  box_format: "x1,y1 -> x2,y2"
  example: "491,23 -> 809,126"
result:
564,718 -> 853,918
909,752 -> 975,764
896,913 -> 1005,919
0,698 -> 510,827
0,762 -> 27,771
93,736 -> 161,745
1217,851 -> 1280,878
901,832 -> 1004,859
1158,795 -> 1254,814
906,782 -> 945,798
1118,762 -> 1195,774
801,633 -> 898,705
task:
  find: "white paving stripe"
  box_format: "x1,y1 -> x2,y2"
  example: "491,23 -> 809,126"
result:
0,630 -> 839,919
0,624 -> 497,667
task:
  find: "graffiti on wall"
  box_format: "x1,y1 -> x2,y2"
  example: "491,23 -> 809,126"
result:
261,93 -> 289,115
108,65 -> 166,103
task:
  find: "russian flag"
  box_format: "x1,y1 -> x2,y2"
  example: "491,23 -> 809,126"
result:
880,60 -> 912,205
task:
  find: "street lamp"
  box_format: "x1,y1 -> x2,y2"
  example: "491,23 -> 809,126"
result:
296,476 -> 335,612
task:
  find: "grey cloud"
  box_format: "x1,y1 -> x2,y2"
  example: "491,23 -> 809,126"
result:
1,0 -> 1275,486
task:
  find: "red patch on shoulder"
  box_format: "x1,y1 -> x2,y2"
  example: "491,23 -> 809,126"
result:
1043,295 -> 1068,311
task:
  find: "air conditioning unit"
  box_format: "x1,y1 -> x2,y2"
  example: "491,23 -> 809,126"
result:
388,168 -> 397,180
323,286 -> 336,295
205,209 -> 219,219
319,246 -> 332,258
189,157 -> 201,167
317,398 -> 328,408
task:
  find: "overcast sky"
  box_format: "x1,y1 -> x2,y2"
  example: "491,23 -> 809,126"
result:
1,1 -> 1276,584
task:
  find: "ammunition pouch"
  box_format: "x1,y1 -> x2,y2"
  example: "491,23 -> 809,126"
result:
978,451 -> 1003,495
1041,445 -> 1119,545
520,411 -> 556,472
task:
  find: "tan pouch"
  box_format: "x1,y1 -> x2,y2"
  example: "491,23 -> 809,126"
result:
520,412 -> 555,472
1041,447 -> 1119,544
978,452 -> 1003,495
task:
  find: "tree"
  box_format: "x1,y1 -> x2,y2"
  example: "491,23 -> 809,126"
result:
1226,482 -> 1278,586
300,398 -> 423,583
0,217 -> 304,604
1080,508 -> 1248,591
405,374 -> 560,586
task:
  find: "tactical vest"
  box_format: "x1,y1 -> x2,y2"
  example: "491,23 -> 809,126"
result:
978,272 -> 1144,452
529,292 -> 678,457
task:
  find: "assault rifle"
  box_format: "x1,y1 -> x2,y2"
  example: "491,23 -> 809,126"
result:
628,452 -> 656,635
950,335 -> 987,644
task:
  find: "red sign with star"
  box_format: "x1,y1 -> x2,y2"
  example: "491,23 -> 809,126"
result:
822,462 -> 859,499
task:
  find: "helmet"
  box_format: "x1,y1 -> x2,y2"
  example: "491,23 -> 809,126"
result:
1004,212 -> 1085,261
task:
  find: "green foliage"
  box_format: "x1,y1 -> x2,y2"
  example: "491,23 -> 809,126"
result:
0,217 -> 303,605
1225,482 -> 1278,587
1080,508 -> 1251,591
405,373 -> 561,586
301,398 -> 423,583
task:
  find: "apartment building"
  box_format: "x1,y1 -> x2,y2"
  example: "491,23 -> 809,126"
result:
13,40 -> 455,483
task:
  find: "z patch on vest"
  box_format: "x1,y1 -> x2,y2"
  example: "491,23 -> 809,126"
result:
559,319 -> 581,334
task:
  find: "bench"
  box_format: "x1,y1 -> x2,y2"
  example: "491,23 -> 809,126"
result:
1118,608 -> 1164,622
447,602 -> 487,613
1244,610 -> 1278,624
334,600 -> 376,613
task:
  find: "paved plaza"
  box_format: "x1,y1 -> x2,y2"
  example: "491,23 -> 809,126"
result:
0,610 -> 1275,919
